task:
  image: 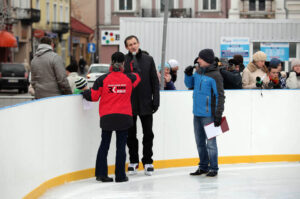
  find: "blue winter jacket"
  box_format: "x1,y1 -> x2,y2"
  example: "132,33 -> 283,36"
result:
184,64 -> 225,118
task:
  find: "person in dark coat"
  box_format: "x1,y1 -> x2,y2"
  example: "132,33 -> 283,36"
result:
83,52 -> 140,183
79,56 -> 86,74
123,35 -> 160,176
220,58 -> 242,89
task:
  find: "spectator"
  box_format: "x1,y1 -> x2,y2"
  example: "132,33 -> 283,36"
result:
31,36 -> 72,99
269,58 -> 286,89
82,52 -> 140,183
168,59 -> 180,83
124,35 -> 160,176
157,62 -> 176,90
286,59 -> 300,89
184,48 -> 225,177
66,63 -> 88,93
266,63 -> 281,89
220,58 -> 242,89
233,54 -> 245,73
79,56 -> 87,74
242,51 -> 269,89
74,77 -> 88,94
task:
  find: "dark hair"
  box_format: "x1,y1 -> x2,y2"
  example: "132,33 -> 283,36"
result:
66,61 -> 78,72
124,35 -> 139,47
268,63 -> 279,72
40,36 -> 53,45
233,54 -> 244,65
111,52 -> 125,63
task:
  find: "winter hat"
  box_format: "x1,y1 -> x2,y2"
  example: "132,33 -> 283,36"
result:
233,54 -> 244,65
269,58 -> 281,68
291,59 -> 300,70
198,49 -> 215,64
168,59 -> 179,68
252,51 -> 267,62
75,77 -> 88,90
158,62 -> 171,71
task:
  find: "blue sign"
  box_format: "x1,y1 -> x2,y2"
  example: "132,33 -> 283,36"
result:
220,37 -> 250,66
87,43 -> 96,53
260,43 -> 289,61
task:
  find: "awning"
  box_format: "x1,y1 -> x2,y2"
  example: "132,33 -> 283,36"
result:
0,30 -> 17,47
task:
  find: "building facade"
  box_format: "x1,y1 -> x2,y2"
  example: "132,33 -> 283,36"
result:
72,0 -> 300,64
32,0 -> 70,66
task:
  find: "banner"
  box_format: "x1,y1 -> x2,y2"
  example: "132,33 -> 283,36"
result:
260,43 -> 289,61
220,37 -> 250,66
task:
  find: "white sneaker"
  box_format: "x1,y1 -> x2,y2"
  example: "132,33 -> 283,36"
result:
128,163 -> 138,175
144,164 -> 154,176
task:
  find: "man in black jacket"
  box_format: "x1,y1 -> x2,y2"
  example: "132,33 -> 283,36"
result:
124,35 -> 160,176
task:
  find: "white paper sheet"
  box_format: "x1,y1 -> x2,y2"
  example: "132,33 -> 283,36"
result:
82,99 -> 93,110
204,122 -> 222,139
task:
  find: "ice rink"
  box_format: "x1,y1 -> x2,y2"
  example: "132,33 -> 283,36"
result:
40,162 -> 300,199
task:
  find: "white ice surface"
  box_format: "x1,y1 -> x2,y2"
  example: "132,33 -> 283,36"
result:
40,162 -> 300,199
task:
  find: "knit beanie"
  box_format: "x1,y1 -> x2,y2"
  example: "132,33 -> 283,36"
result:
158,62 -> 171,71
252,51 -> 267,62
168,59 -> 179,68
269,58 -> 281,68
198,49 -> 215,64
291,59 -> 300,70
75,77 -> 88,90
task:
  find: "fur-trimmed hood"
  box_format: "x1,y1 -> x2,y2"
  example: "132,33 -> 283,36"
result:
247,62 -> 268,73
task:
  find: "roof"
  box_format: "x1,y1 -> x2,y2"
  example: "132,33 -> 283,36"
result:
71,17 -> 94,35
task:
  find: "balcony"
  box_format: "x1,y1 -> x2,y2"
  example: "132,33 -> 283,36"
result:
141,8 -> 192,18
15,8 -> 40,24
170,8 -> 192,18
52,22 -> 69,34
240,11 -> 275,19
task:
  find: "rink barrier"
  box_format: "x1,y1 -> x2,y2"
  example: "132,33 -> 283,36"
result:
24,155 -> 300,199
1,90 -> 300,199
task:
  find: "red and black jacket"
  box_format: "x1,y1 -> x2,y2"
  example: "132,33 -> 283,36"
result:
83,68 -> 140,131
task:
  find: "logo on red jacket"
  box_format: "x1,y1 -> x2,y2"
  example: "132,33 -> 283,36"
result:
108,84 -> 127,93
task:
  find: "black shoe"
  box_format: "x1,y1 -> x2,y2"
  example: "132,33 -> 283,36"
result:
96,176 -> 113,182
190,169 -> 208,176
206,171 -> 218,177
115,176 -> 129,183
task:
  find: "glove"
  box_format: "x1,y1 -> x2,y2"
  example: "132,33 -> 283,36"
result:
214,117 -> 222,127
184,66 -> 194,76
152,104 -> 159,113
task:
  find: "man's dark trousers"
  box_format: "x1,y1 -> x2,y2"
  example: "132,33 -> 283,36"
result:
127,115 -> 154,165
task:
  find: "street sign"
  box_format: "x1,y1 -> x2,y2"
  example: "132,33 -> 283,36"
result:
88,43 -> 96,53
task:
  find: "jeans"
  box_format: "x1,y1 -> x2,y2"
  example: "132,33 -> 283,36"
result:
95,130 -> 128,180
127,115 -> 154,165
193,116 -> 219,172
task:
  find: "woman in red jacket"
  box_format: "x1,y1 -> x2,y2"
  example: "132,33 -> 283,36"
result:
83,52 -> 140,183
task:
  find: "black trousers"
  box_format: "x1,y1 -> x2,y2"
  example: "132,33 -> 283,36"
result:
127,114 -> 154,165
95,130 -> 128,180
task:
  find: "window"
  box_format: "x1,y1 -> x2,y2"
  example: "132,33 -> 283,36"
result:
249,0 -> 256,11
53,4 -> 57,22
202,0 -> 217,11
161,0 -> 174,12
36,0 -> 40,9
60,5 -> 63,22
46,1 -> 50,22
259,0 -> 265,11
65,7 -> 69,23
119,0 -> 132,11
